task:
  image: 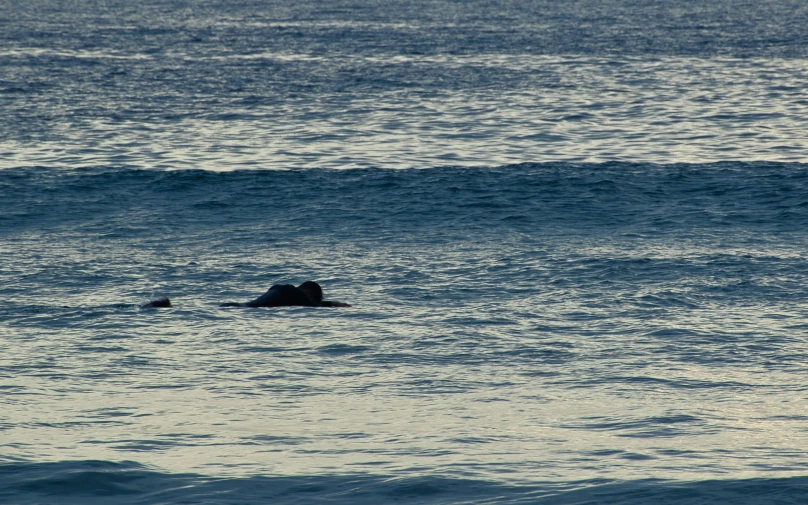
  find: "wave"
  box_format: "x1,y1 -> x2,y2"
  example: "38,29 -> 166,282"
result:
2,460 -> 807,505
3,162 -> 808,235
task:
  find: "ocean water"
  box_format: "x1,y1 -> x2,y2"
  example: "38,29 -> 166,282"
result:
3,1 -> 808,504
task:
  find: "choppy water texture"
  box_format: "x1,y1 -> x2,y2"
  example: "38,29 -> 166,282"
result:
3,0 -> 808,504
4,164 -> 808,504
2,0 -> 808,169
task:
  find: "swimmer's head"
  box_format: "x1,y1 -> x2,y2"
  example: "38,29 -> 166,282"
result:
298,281 -> 323,304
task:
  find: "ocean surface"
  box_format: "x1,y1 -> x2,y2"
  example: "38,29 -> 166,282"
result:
2,0 -> 808,503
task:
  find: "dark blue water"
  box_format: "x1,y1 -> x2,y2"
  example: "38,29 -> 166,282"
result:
3,0 -> 808,169
3,0 -> 808,503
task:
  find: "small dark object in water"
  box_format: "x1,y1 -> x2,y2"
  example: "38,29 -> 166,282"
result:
140,296 -> 172,309
220,281 -> 351,308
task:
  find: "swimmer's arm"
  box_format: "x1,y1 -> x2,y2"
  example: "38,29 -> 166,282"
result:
321,301 -> 351,307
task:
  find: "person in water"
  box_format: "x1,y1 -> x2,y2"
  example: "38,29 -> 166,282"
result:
140,281 -> 350,309
140,296 -> 172,309
220,281 -> 351,308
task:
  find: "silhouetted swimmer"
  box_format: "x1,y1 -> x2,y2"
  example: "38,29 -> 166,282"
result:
140,296 -> 172,309
220,281 -> 350,308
